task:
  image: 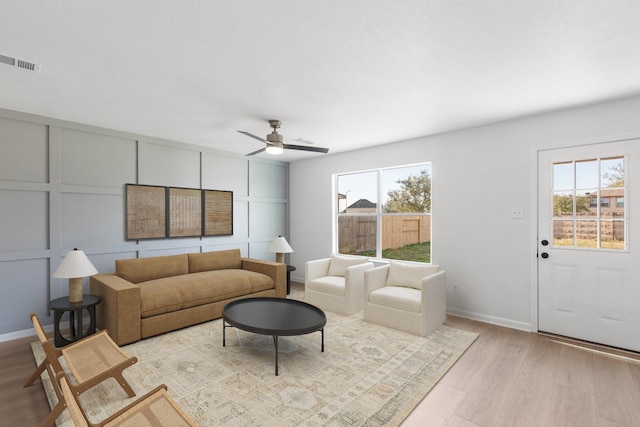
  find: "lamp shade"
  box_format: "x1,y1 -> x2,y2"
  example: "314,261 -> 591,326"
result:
53,249 -> 98,278
268,236 -> 293,253
268,236 -> 293,264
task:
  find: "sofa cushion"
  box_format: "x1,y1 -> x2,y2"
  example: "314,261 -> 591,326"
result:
138,270 -> 274,318
307,276 -> 346,296
387,261 -> 439,290
369,286 -> 422,313
116,254 -> 188,284
328,254 -> 368,277
188,249 -> 242,273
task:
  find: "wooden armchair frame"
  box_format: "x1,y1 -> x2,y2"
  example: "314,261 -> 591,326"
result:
24,313 -> 138,427
57,371 -> 198,426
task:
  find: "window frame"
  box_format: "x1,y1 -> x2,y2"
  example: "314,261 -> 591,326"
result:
551,156 -> 627,251
334,162 -> 432,263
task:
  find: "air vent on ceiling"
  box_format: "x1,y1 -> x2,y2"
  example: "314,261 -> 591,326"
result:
0,54 -> 42,72
291,138 -> 315,145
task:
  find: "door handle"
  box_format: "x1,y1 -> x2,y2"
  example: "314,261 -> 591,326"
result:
541,239 -> 549,246
541,252 -> 549,259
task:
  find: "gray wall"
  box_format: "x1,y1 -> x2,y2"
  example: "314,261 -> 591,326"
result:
0,108 -> 288,339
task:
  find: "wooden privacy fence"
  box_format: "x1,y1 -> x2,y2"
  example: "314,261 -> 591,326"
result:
553,219 -> 625,241
338,215 -> 431,254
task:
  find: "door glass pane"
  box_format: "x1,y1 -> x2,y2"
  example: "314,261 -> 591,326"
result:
553,162 -> 573,189
576,220 -> 597,248
576,159 -> 598,189
601,157 -> 624,187
576,190 -> 596,218
553,220 -> 574,247
601,220 -> 625,250
553,191 -> 574,217
552,156 -> 626,251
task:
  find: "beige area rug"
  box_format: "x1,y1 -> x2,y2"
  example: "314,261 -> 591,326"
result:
31,296 -> 477,426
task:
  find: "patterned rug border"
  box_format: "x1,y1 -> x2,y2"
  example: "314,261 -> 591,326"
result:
31,304 -> 478,426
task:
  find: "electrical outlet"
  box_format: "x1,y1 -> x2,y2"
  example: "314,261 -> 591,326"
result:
453,284 -> 459,294
510,206 -> 524,219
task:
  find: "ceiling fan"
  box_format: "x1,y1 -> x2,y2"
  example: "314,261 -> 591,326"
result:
238,120 -> 329,156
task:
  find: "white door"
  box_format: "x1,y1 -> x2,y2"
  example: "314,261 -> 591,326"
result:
538,140 -> 640,351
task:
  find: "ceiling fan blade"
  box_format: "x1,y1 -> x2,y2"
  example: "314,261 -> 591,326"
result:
246,147 -> 266,156
283,144 -> 329,154
237,130 -> 267,143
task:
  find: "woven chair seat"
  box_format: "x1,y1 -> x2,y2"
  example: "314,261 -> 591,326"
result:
62,331 -> 133,384
24,313 -> 138,427
59,372 -> 198,427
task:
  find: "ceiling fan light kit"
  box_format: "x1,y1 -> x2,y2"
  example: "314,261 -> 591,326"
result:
238,119 -> 329,156
265,143 -> 284,155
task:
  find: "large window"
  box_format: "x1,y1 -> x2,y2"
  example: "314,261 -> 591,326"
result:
335,163 -> 431,263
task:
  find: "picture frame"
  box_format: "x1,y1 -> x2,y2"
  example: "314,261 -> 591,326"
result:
125,184 -> 167,240
203,189 -> 233,236
168,187 -> 202,237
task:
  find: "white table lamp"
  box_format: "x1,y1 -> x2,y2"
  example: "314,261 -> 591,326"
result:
53,248 -> 98,303
268,236 -> 293,264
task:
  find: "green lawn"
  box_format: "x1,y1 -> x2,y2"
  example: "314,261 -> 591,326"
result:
359,242 -> 431,263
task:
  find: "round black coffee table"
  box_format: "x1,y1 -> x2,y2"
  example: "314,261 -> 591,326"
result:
222,297 -> 326,376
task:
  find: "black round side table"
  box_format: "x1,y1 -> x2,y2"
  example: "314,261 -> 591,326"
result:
286,265 -> 296,295
50,294 -> 101,347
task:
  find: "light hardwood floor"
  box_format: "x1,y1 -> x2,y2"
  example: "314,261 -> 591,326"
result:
3,284 -> 640,426
402,315 -> 640,427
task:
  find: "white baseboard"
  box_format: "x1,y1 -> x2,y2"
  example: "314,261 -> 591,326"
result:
0,321 -> 62,343
446,308 -> 532,333
292,278 -> 533,333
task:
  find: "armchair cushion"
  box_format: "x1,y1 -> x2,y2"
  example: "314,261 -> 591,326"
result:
306,276 -> 346,296
328,254 -> 369,277
368,286 -> 422,313
387,261 -> 439,290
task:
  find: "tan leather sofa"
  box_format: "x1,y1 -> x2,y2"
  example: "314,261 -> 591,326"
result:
90,249 -> 286,345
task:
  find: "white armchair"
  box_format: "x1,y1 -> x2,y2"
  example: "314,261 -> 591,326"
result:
364,261 -> 446,336
305,254 -> 374,315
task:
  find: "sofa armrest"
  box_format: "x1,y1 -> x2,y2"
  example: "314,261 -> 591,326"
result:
421,270 -> 447,335
90,274 -> 141,345
364,265 -> 389,296
305,258 -> 331,283
241,258 -> 286,298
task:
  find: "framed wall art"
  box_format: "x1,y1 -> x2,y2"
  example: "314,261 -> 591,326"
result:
203,189 -> 233,236
125,184 -> 167,240
168,187 -> 202,237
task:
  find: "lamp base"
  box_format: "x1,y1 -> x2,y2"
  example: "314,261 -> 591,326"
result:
69,277 -> 83,303
275,253 -> 285,264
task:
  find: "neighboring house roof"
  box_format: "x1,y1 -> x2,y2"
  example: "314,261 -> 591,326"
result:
348,199 -> 377,209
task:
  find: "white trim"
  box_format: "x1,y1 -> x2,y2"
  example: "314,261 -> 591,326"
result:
0,320 -> 64,343
530,145 -> 540,333
534,132 -> 640,152
447,308 -> 532,333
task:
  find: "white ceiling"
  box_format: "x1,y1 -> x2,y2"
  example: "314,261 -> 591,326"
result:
2,1 -> 640,161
